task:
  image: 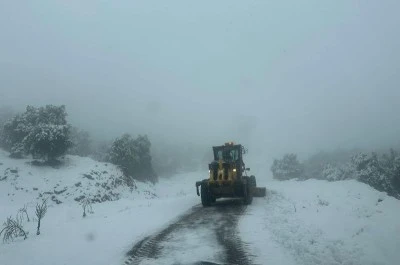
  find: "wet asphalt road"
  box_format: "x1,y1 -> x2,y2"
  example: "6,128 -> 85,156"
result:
123,199 -> 254,265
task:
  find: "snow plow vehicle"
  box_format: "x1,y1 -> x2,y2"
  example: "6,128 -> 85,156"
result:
195,142 -> 266,206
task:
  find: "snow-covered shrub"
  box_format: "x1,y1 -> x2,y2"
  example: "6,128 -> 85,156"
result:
0,106 -> 15,149
272,148 -> 400,199
1,114 -> 28,156
377,149 -> 400,198
24,123 -> 73,162
303,149 -> 360,180
321,161 -> 356,181
351,152 -> 398,198
322,163 -> 344,181
0,105 -> 72,161
392,156 -> 400,196
271,153 -> 304,180
108,134 -> 157,184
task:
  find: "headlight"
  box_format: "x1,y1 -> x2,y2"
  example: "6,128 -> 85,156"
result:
233,168 -> 236,172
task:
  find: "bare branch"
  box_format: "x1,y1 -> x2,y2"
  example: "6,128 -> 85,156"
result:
18,204 -> 30,222
82,199 -> 93,218
35,198 -> 48,235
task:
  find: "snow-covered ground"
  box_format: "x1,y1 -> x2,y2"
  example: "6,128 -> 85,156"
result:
240,179 -> 400,265
1,149 -> 399,265
0,149 -> 202,265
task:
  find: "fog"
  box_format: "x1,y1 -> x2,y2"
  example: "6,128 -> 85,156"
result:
1,0 -> 399,163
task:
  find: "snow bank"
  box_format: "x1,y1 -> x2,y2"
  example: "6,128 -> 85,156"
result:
0,149 -> 202,265
240,179 -> 400,265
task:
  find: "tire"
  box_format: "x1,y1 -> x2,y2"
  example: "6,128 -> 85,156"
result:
243,178 -> 253,205
249,175 -> 257,187
201,183 -> 212,207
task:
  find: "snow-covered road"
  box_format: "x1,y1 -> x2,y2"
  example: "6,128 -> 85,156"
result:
123,199 -> 251,265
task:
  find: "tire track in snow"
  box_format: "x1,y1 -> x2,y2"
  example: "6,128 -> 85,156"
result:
123,199 -> 253,265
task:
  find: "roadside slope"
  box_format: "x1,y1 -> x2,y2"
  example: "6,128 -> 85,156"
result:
0,150 -> 201,265
240,179 -> 400,265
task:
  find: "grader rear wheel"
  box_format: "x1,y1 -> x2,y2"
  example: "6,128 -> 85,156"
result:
249,175 -> 257,187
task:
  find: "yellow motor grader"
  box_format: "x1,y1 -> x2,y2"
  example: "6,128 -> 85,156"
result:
195,142 -> 266,206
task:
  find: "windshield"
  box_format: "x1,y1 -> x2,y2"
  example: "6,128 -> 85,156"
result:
214,146 -> 240,162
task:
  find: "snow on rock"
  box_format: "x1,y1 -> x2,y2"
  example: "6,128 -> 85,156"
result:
0,149 -> 200,265
240,179 -> 400,265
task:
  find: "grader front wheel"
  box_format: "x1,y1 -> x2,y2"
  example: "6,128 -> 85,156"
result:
243,178 -> 254,205
200,183 -> 212,207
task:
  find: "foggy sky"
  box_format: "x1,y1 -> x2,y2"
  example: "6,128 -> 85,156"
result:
1,0 -> 399,161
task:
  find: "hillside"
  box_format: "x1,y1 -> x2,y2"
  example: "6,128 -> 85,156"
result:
0,149 -> 200,265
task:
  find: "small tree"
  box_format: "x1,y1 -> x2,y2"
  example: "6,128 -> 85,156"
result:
0,106 -> 15,149
351,152 -> 394,196
1,104 -> 73,161
271,153 -> 304,180
1,114 -> 28,156
24,123 -> 73,162
108,134 -> 157,184
132,135 -> 157,183
35,199 -> 48,235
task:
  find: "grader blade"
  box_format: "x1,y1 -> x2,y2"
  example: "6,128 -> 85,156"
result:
252,187 -> 266,197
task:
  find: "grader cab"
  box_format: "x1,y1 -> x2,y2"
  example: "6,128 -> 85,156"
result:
195,142 -> 266,207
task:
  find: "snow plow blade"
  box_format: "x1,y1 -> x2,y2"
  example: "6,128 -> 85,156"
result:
252,187 -> 266,197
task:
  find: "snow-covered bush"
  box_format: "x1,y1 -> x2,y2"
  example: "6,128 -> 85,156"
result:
271,153 -> 304,180
322,163 -> 344,181
0,106 -> 15,149
0,105 -> 72,161
303,149 -> 360,180
271,148 -> 400,199
351,152 -> 392,195
392,156 -> 400,196
321,161 -> 356,181
1,114 -> 28,156
108,134 -> 157,184
24,124 -> 72,162
329,150 -> 400,198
